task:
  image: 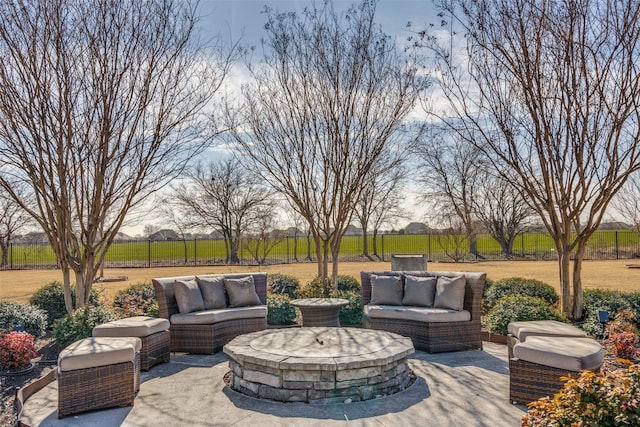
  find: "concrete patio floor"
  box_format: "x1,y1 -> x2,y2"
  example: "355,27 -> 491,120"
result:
20,341 -> 526,426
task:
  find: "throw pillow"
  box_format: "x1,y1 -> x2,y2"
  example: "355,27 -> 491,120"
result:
174,279 -> 205,313
225,276 -> 262,307
402,275 -> 437,307
369,274 -> 403,305
434,275 -> 466,311
196,276 -> 227,309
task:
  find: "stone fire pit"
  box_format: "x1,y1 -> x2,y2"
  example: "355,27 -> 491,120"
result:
223,327 -> 415,403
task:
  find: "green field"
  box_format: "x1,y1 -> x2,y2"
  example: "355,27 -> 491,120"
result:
4,230 -> 639,268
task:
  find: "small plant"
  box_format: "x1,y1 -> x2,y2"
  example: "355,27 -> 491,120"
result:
485,295 -> 566,336
330,290 -> 362,326
0,301 -> 47,338
336,275 -> 361,292
483,277 -> 559,314
112,283 -> 157,318
609,308 -> 639,336
267,294 -> 297,325
268,274 -> 301,298
606,332 -> 639,360
53,306 -> 118,349
29,281 -> 101,327
0,331 -> 37,370
581,289 -> 635,337
297,276 -> 333,298
522,367 -> 640,426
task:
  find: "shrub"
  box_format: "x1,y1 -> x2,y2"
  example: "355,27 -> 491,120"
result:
53,306 -> 118,349
581,289 -> 633,337
297,276 -> 333,298
485,295 -> 566,335
483,277 -> 559,314
337,275 -> 361,292
606,332 -> 639,360
608,308 -> 639,336
29,281 -> 100,327
0,331 -> 37,370
330,290 -> 362,326
267,294 -> 297,325
112,283 -> 157,318
0,301 -> 47,338
522,367 -> 640,426
268,274 -> 301,298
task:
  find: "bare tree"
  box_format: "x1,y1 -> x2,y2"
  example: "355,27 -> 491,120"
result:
0,183 -> 34,266
612,173 -> 640,236
425,0 -> 640,319
474,175 -> 534,258
414,126 -> 485,257
168,159 -> 276,264
243,208 -> 286,265
0,0 -> 232,312
226,1 -> 426,286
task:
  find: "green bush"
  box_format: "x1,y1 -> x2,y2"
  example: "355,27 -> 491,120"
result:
268,274 -> 301,298
29,281 -> 100,327
486,295 -> 566,335
337,275 -> 361,292
581,288 -> 633,337
112,283 -> 157,318
330,290 -> 362,326
297,276 -> 333,298
53,306 -> 118,349
0,301 -> 47,338
267,294 -> 297,325
483,277 -> 559,314
523,366 -> 640,426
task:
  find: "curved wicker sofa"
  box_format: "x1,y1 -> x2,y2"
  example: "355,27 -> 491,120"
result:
152,272 -> 267,354
360,270 -> 486,353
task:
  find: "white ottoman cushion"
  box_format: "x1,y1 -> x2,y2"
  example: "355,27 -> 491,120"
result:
512,336 -> 603,372
58,337 -> 141,372
93,316 -> 170,338
508,320 -> 587,342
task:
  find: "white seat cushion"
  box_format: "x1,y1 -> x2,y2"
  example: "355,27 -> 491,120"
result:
93,316 -> 170,338
508,320 -> 587,342
58,337 -> 141,372
512,335 -> 603,372
170,306 -> 267,325
364,305 -> 470,323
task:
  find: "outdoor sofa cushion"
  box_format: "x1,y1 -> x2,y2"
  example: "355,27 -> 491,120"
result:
512,335 -> 603,372
170,305 -> 267,325
434,275 -> 466,311
58,337 -> 141,372
364,305 -> 471,323
174,279 -> 206,313
369,274 -> 403,305
508,320 -> 587,342
197,276 -> 227,309
402,275 -> 437,307
225,276 -> 262,307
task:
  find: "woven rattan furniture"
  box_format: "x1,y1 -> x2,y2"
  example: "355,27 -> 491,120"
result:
152,273 -> 268,354
360,271 -> 486,353
508,321 -> 603,404
57,337 -> 141,418
291,298 -> 349,327
92,316 -> 171,371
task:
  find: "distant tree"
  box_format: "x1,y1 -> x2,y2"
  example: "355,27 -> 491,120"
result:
226,1 -> 426,286
0,0 -> 231,312
168,159 -> 275,264
425,0 -> 640,319
612,173 -> 640,236
243,208 -> 286,265
0,183 -> 34,266
143,225 -> 162,238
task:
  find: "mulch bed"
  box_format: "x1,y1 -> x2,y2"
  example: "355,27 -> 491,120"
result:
0,332 -> 60,427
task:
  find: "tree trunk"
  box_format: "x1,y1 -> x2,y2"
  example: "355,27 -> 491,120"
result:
372,229 -> 379,258
362,229 -> 369,258
0,241 -> 7,266
61,265 -> 73,314
571,243 -> 587,320
556,236 -> 573,318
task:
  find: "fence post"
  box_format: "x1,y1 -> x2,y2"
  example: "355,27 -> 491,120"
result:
381,234 -> 385,261
194,239 -> 197,266
428,234 -> 432,261
615,231 -> 619,260
521,233 -> 525,257
9,242 -> 12,270
148,240 -> 151,268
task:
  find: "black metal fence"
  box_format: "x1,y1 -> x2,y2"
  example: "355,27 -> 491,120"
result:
2,230 -> 639,270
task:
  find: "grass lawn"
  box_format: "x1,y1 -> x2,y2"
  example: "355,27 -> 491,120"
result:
1,259 -> 639,304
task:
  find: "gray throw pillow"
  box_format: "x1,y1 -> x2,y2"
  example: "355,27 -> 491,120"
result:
402,275 -> 437,307
434,275 -> 466,311
196,276 -> 227,309
225,276 -> 262,307
369,274 -> 403,305
174,279 -> 205,313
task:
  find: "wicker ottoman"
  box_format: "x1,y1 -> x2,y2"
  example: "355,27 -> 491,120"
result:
58,337 -> 141,418
509,335 -> 603,404
507,320 -> 587,357
93,316 -> 171,371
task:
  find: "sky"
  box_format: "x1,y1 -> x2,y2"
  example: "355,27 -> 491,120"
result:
121,1 -> 439,237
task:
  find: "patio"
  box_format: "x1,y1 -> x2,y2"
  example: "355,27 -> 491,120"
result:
19,341 -> 526,426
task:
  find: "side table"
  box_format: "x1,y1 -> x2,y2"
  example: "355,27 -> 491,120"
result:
291,298 -> 349,327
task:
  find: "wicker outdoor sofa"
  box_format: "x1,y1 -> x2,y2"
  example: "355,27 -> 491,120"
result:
152,272 -> 268,354
360,270 -> 486,353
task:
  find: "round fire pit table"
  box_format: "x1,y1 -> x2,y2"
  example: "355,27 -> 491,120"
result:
291,297 -> 349,327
